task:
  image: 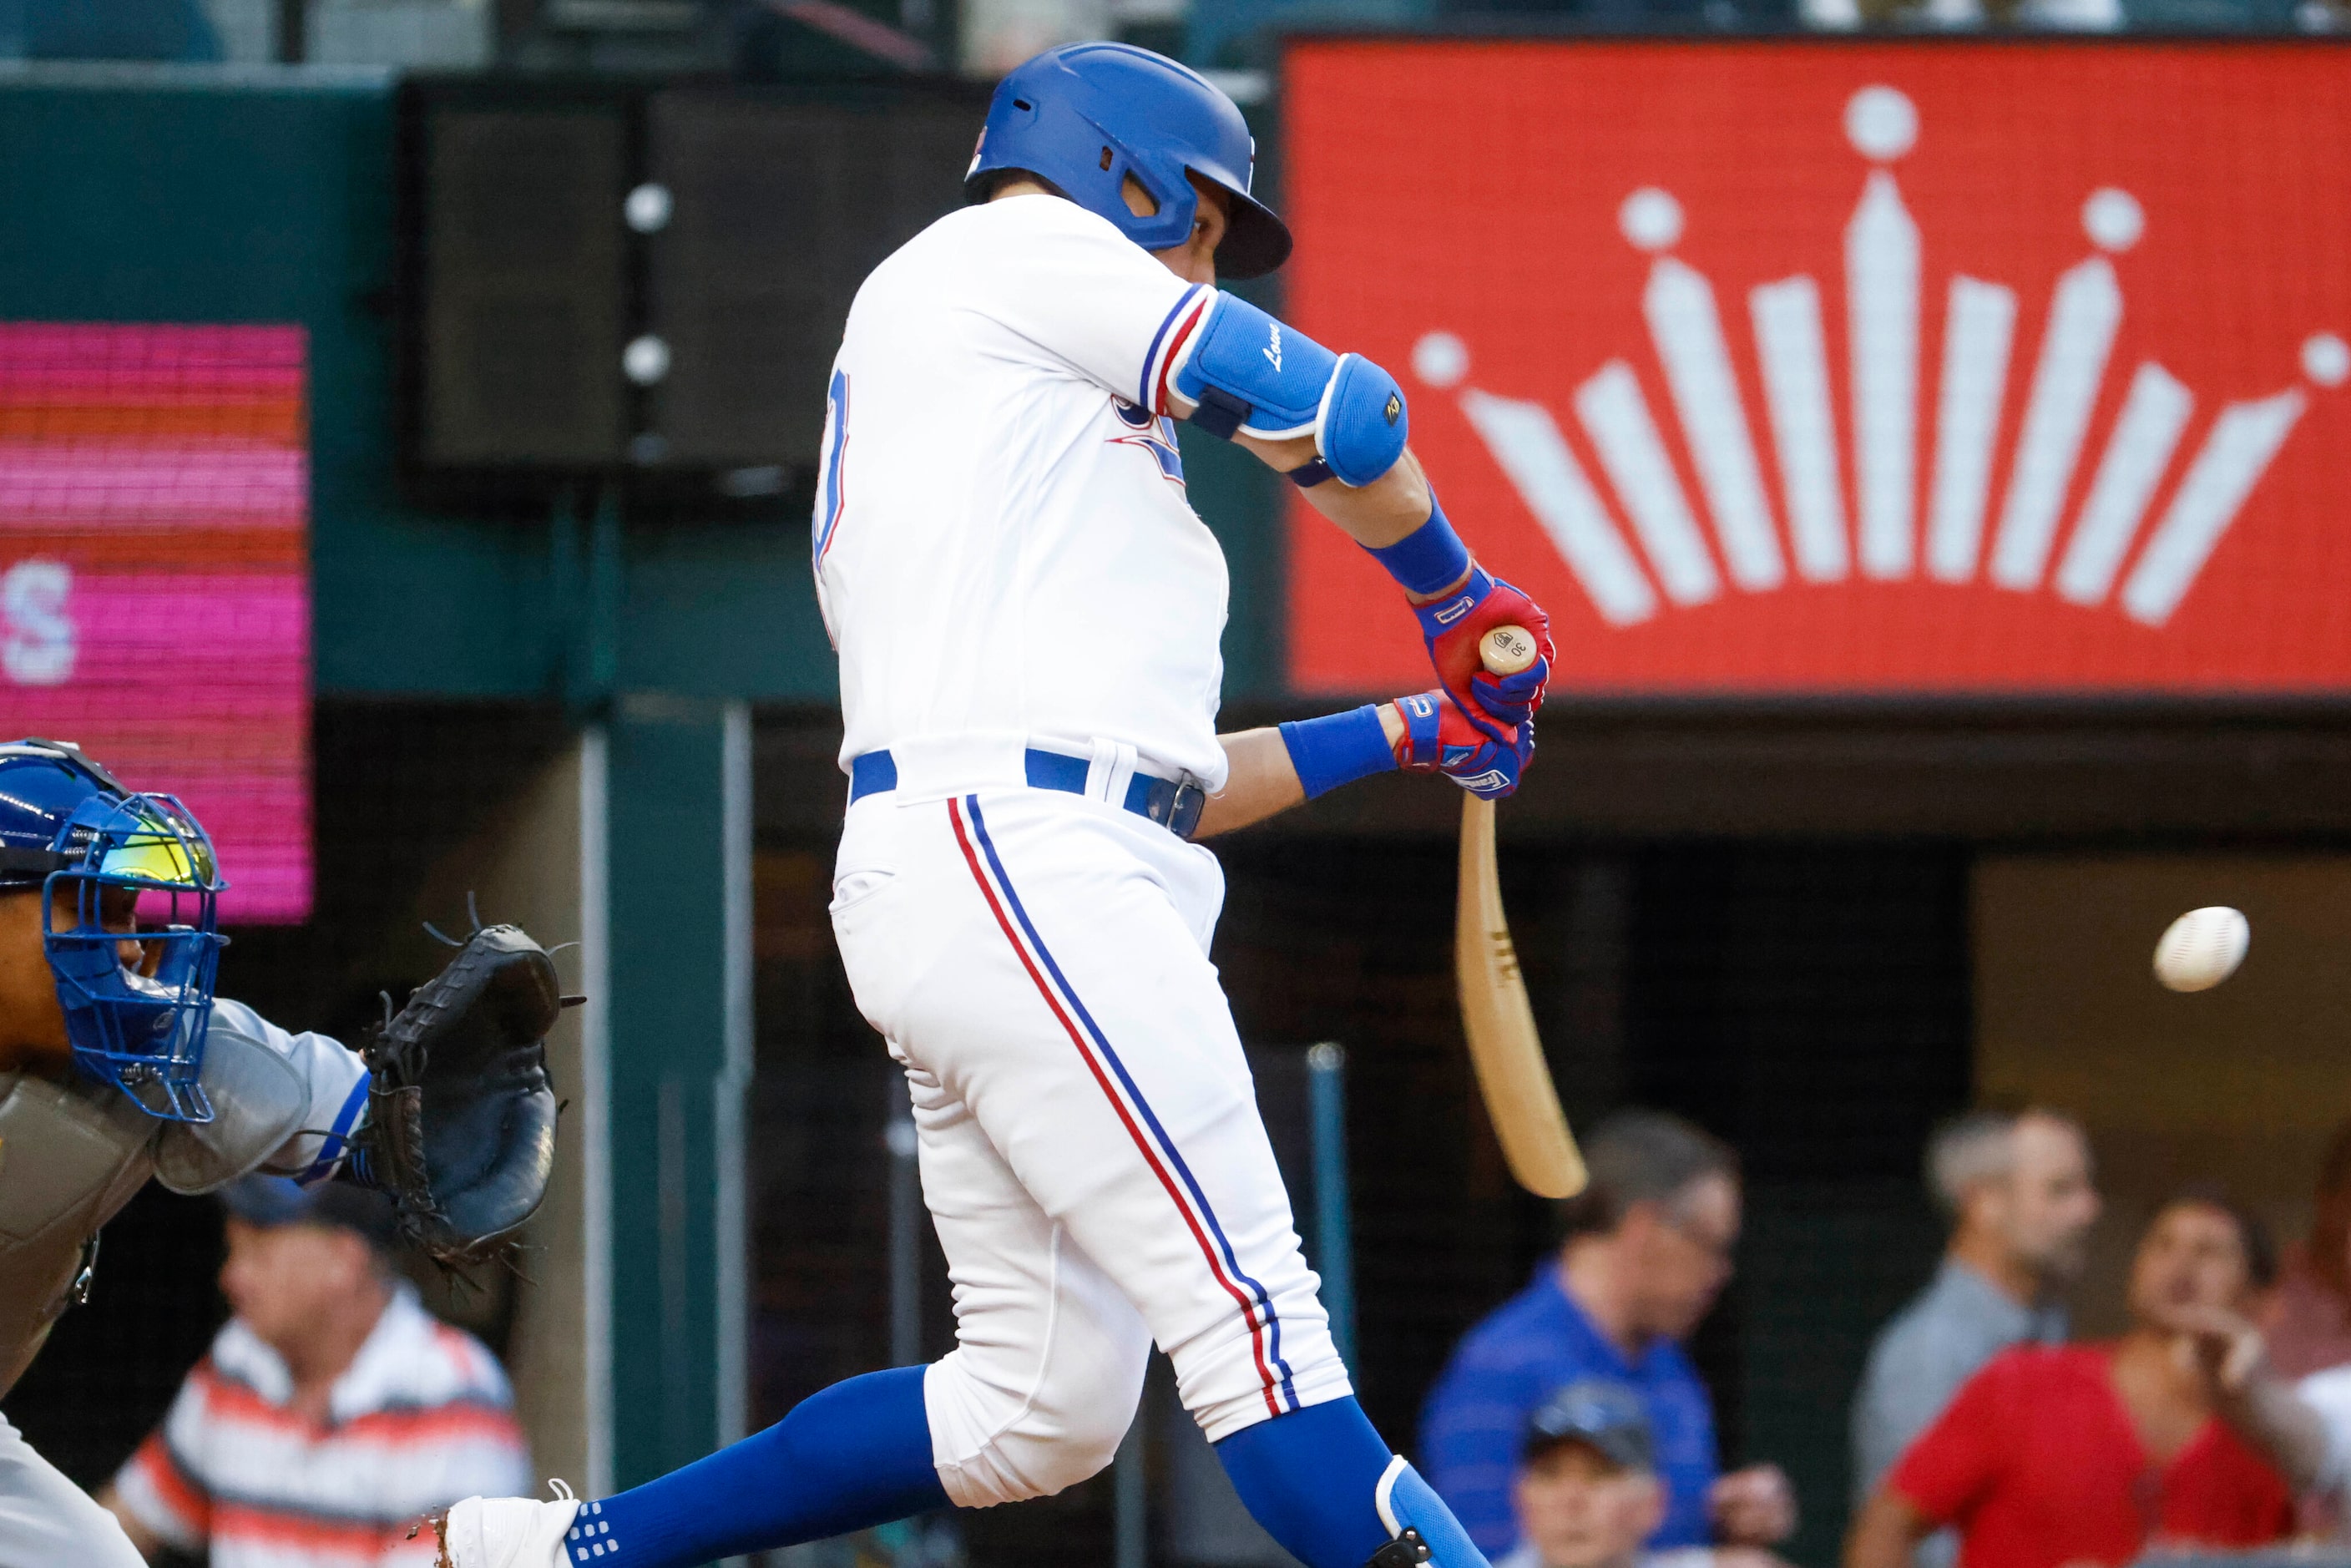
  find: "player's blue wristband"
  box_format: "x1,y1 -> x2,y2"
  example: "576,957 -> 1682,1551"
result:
1363,498 -> 1472,598
1279,705 -> 1398,800
1412,563 -> 1495,643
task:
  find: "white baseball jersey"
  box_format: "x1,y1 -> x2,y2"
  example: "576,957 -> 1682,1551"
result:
814,193 -> 1230,792
815,190 -> 1349,1484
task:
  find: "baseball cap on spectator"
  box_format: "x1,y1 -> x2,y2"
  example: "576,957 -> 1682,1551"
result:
220,1174 -> 400,1252
1523,1380 -> 1655,1473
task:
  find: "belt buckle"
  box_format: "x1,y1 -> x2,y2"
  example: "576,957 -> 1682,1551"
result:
1162,779 -> 1206,840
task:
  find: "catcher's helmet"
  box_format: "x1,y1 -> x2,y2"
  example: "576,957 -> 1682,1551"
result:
965,43 -> 1292,279
0,739 -> 225,1122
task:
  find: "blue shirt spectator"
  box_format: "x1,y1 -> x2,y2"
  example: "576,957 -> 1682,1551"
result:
1420,1111 -> 1793,1556
1423,1262 -> 1720,1549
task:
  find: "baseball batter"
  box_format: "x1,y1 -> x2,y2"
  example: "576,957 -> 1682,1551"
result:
0,737 -> 559,1565
434,43 -> 1555,1568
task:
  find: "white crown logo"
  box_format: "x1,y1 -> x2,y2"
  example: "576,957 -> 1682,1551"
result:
1412,84 -> 2346,630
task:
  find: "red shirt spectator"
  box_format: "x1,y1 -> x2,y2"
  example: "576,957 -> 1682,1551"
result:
1847,1189 -> 2303,1568
1889,1343 -> 2291,1567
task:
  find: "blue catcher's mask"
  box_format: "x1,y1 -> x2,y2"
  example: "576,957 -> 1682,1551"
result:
41,789 -> 227,1122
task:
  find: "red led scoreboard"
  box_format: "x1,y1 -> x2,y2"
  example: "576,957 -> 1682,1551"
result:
1283,42 -> 2351,695
0,325 -> 311,923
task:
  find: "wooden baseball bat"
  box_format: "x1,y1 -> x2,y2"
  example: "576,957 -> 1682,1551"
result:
1456,627 -> 1588,1199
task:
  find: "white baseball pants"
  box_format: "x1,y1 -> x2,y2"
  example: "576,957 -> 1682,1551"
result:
831,785 -> 1351,1510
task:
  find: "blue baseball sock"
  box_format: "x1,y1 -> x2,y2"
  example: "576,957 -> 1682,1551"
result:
1216,1398 -> 1393,1568
1214,1397 -> 1486,1568
580,1366 -> 947,1567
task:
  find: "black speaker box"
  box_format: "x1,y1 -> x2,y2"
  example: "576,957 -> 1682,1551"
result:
395,77 -> 988,511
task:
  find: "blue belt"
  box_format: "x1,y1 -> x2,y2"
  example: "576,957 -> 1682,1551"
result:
849,747 -> 1208,840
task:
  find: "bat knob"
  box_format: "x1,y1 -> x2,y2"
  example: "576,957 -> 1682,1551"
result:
1479,625 -> 1538,676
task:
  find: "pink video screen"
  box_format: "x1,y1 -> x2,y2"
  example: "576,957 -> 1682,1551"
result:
0,323 -> 311,923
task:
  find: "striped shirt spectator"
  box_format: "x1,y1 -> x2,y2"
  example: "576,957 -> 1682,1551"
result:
104,1177 -> 532,1566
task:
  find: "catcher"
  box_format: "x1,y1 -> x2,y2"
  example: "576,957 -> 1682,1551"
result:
0,737 -> 563,1567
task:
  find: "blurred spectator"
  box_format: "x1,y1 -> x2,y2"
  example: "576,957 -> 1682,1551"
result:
1502,1379 -> 1791,1568
1844,1187 -> 2314,1568
2266,1116 -> 2351,1378
2284,1358 -> 2351,1536
1849,1109 -> 2099,1567
1423,1111 -> 1794,1557
99,1176 -> 531,1566
2254,1116 -> 2351,1536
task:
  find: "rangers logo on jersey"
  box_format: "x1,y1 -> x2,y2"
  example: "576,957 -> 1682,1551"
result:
1109,397 -> 1186,487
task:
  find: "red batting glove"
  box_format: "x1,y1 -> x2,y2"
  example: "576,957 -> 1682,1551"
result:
1410,565 -> 1555,745
1390,690 -> 1534,799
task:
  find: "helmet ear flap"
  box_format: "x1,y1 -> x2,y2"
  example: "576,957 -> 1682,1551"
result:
1099,142 -> 1196,251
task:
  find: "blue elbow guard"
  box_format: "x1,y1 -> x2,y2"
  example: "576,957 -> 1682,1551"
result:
1172,292 -> 1409,487
1173,292 -> 1334,439
1320,352 -> 1408,487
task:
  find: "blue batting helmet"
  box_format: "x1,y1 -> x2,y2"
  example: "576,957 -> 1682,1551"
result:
0,739 -> 225,1122
966,43 -> 1292,279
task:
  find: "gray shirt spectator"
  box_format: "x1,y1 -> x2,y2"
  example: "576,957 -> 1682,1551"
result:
1848,1109 -> 2099,1568
1851,1261 -> 2066,1493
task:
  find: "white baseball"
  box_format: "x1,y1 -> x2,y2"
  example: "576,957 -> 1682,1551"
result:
2153,906 -> 2249,993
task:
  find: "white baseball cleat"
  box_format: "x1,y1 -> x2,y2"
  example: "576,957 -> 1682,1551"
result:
421,1479 -> 584,1568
